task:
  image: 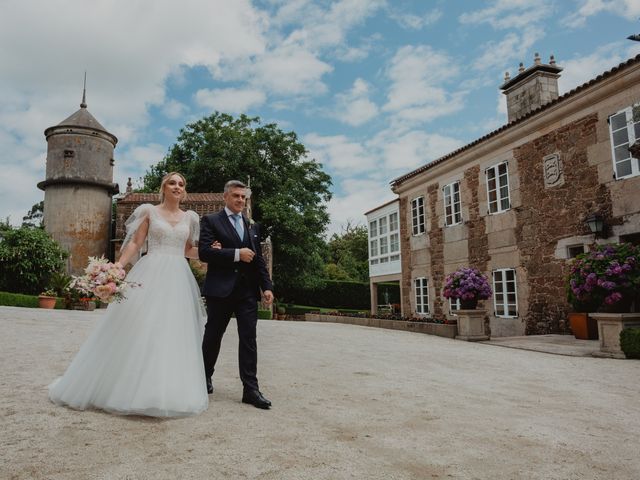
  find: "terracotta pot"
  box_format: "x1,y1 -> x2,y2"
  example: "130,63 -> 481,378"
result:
38,295 -> 56,309
568,312 -> 599,340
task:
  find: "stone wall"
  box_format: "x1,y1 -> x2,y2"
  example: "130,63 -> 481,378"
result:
427,183 -> 445,319
514,113 -> 609,334
399,196 -> 412,317
464,165 -> 490,272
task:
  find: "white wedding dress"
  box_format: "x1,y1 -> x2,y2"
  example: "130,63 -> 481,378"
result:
49,204 -> 208,417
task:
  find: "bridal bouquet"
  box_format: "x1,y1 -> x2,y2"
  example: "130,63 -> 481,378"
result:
70,256 -> 140,303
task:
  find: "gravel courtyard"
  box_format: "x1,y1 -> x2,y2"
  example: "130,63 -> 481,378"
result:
1,306 -> 639,480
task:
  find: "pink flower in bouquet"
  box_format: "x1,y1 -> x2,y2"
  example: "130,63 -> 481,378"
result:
95,284 -> 113,301
71,256 -> 140,303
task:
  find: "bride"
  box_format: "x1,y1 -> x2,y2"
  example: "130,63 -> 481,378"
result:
49,172 -> 213,417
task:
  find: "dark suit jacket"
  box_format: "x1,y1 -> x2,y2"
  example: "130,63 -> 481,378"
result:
198,210 -> 273,298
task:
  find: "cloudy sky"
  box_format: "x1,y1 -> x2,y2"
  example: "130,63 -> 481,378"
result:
1,0 -> 640,234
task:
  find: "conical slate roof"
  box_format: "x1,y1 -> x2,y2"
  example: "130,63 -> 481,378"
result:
57,105 -> 108,132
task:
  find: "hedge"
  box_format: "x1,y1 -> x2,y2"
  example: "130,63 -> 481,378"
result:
0,291 -> 65,309
257,309 -> 272,320
620,328 -> 640,359
277,279 -> 370,309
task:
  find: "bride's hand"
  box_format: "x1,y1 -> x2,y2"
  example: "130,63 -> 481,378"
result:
211,241 -> 222,250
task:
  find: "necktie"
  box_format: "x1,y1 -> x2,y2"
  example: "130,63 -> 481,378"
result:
231,214 -> 243,239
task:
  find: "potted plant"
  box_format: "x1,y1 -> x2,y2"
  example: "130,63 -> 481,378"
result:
38,289 -> 57,309
568,243 -> 640,314
569,243 -> 640,357
566,290 -> 599,340
443,267 -> 493,310
443,267 -> 492,341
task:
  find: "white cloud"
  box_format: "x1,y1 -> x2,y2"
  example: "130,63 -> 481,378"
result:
282,0 -> 386,51
558,42 -> 640,94
459,0 -> 552,30
334,33 -> 382,62
161,99 -> 189,120
473,27 -> 545,72
0,0 -> 269,225
327,178 -> 396,236
332,78 -> 379,126
383,45 -> 464,124
305,133 -> 371,172
390,8 -> 443,30
115,143 -> 168,188
194,88 -> 267,113
562,0 -> 640,28
250,45 -> 333,95
0,161 -> 45,226
377,130 -> 463,170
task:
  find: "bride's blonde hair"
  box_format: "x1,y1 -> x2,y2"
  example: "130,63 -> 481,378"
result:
159,172 -> 188,203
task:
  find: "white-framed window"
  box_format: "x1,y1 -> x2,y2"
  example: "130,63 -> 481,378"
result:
492,269 -> 518,318
369,219 -> 378,238
486,162 -> 510,214
368,207 -> 401,268
609,105 -> 640,179
379,216 -> 388,235
443,181 -> 462,226
379,237 -> 388,255
414,277 -> 429,314
370,239 -> 378,257
411,196 -> 425,235
389,232 -> 399,253
389,212 -> 398,231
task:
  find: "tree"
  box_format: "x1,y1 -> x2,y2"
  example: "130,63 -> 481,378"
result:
142,112 -> 332,292
22,201 -> 44,228
0,226 -> 68,294
324,222 -> 369,283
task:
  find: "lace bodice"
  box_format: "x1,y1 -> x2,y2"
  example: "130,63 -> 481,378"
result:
121,204 -> 199,257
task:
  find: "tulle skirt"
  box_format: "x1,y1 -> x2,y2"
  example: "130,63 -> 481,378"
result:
49,252 -> 208,417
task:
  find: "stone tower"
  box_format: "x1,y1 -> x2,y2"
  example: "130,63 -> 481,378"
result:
500,53 -> 563,123
38,87 -> 119,274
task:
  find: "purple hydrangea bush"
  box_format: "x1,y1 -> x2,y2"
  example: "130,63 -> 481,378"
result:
568,243 -> 640,309
442,267 -> 493,303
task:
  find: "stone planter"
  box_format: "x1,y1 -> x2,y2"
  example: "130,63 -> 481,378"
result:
591,313 -> 640,359
38,295 -> 56,309
455,309 -> 489,341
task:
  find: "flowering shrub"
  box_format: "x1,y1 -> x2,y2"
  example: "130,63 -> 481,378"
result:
442,267 -> 492,304
568,243 -> 640,310
311,310 -> 454,324
70,256 -> 140,303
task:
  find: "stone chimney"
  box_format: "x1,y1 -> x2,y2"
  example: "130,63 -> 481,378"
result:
500,53 -> 563,123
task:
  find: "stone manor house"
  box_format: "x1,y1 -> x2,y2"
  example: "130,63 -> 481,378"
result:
367,53 -> 640,336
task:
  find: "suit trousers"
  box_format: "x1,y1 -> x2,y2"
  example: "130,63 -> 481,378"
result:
202,276 -> 259,391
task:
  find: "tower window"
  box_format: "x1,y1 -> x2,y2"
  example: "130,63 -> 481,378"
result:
64,149 -> 75,158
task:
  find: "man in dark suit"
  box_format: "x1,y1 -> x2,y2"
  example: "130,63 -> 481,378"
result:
199,180 -> 274,409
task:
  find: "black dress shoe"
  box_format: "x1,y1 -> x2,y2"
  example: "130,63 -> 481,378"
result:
206,378 -> 213,394
242,389 -> 271,409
